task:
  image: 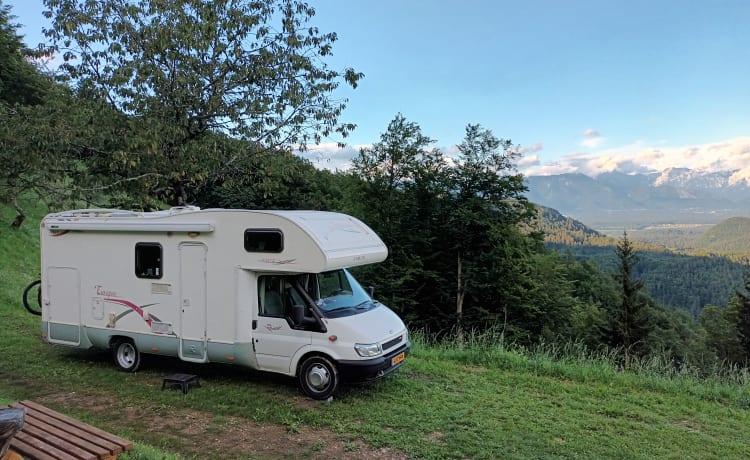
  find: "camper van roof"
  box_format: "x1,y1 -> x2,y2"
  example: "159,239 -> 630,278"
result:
42,207 -> 388,272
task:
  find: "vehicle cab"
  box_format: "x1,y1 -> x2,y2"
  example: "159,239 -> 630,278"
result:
253,268 -> 410,399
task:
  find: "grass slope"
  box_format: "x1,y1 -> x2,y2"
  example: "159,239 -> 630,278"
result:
2,201 -> 750,459
694,217 -> 750,254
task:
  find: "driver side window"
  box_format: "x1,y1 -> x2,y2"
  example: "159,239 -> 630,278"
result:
258,276 -> 286,318
257,275 -> 321,331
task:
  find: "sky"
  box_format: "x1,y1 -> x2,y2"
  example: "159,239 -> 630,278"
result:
7,0 -> 750,177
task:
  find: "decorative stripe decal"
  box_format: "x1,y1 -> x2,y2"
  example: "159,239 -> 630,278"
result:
105,298 -> 157,326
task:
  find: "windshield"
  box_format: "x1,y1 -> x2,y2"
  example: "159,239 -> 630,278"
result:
258,269 -> 377,320
310,269 -> 375,316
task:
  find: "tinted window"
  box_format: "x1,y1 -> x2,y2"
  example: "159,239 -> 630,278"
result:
244,229 -> 283,253
135,243 -> 162,279
258,276 -> 286,317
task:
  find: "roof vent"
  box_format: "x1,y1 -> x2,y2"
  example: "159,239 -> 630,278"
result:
169,206 -> 201,214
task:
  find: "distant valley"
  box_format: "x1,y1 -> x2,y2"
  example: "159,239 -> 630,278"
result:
524,167 -> 750,232
533,205 -> 749,316
533,204 -> 750,257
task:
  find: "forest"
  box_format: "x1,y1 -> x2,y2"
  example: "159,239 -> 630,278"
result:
538,207 -> 749,317
3,0 -> 750,373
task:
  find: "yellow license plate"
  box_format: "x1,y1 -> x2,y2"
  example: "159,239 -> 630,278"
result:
391,351 -> 405,366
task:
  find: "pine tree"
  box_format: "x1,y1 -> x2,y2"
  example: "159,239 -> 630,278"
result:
608,232 -> 652,358
733,271 -> 750,358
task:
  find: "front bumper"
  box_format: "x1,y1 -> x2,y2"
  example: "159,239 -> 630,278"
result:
337,341 -> 410,384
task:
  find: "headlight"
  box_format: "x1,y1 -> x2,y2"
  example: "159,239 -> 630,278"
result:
354,342 -> 382,357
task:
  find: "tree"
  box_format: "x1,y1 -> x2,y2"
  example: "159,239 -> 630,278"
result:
0,1 -> 65,227
194,140 -> 342,211
607,232 -> 652,357
441,124 -> 536,338
699,304 -> 744,365
1,94 -> 69,226
43,0 -> 363,205
349,114 -> 445,323
561,256 -> 617,347
731,270 -> 750,360
0,1 -> 50,106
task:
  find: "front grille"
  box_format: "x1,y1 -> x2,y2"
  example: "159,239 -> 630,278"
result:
382,335 -> 402,351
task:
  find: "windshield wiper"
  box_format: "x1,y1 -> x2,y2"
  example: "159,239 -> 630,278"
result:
354,300 -> 373,309
325,305 -> 357,313
326,300 -> 373,313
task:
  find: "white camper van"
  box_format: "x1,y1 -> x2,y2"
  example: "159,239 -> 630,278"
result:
33,207 -> 410,399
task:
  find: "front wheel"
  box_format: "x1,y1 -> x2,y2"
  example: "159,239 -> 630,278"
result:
112,339 -> 141,372
298,355 -> 339,400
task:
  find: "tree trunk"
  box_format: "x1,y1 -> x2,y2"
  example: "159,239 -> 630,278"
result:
456,252 -> 465,343
172,179 -> 188,206
10,194 -> 25,230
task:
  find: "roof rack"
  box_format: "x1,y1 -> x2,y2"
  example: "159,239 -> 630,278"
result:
52,209 -> 138,218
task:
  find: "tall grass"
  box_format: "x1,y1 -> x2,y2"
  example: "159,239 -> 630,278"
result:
412,327 -> 750,408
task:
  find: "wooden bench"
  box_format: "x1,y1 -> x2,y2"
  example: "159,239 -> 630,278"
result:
6,400 -> 133,460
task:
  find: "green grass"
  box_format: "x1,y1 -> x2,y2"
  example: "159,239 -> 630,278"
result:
2,200 -> 750,459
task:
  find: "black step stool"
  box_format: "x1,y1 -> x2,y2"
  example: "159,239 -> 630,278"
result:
162,373 -> 201,394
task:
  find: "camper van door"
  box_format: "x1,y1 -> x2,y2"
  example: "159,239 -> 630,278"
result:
46,266 -> 81,346
253,274 -> 312,373
178,243 -> 208,362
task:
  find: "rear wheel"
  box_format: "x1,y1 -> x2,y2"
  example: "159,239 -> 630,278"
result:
112,339 -> 141,372
298,355 -> 339,400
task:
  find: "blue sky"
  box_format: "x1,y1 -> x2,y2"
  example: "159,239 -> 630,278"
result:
7,0 -> 750,177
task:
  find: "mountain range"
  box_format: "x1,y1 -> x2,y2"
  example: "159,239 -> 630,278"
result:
524,168 -> 750,229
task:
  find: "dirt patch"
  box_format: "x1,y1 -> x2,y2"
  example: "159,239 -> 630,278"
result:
675,419 -> 701,433
36,392 -> 407,459
423,431 -> 444,444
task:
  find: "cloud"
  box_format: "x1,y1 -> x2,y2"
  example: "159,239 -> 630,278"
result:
580,129 -> 605,148
295,143 -> 368,171
524,160 -> 579,176
515,143 -> 543,155
522,137 -> 750,179
583,129 -> 600,138
516,155 -> 541,169
298,137 -> 750,187
581,138 -> 605,148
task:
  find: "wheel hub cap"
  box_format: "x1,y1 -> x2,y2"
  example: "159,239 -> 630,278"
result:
308,365 -> 330,389
119,347 -> 134,366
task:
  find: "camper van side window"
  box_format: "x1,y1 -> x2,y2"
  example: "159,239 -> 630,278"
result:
135,243 -> 163,279
258,276 -> 286,317
244,229 -> 283,253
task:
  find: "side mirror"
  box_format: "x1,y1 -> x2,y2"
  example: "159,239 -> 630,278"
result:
367,286 -> 375,298
291,304 -> 319,329
291,304 -> 305,325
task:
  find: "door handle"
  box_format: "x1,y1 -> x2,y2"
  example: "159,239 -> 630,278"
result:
252,320 -> 257,330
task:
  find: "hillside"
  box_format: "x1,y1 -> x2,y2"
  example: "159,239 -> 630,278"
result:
534,205 -> 617,246
548,243 -> 745,316
693,217 -> 750,254
3,205 -> 750,459
626,224 -> 713,252
535,205 -> 667,251
534,206 -> 745,314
